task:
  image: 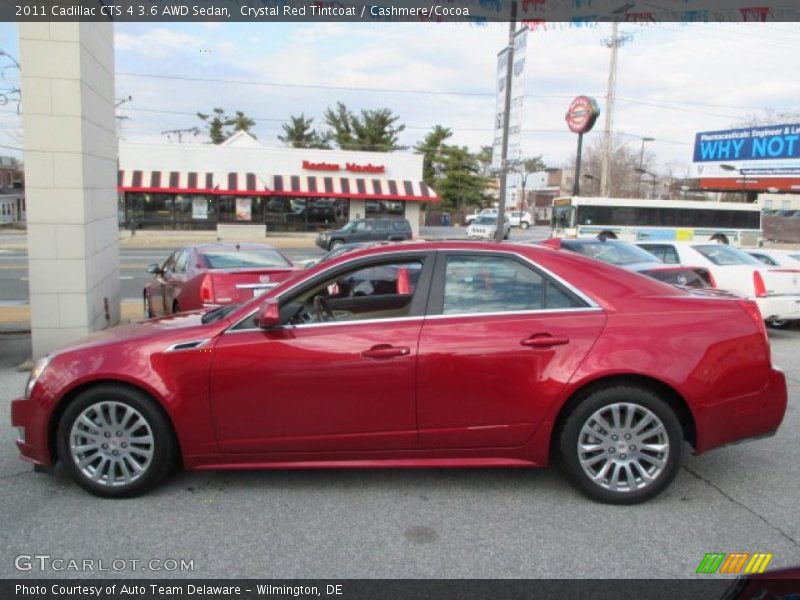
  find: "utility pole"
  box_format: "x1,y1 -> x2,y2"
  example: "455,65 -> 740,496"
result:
599,23 -> 632,197
161,128 -> 200,143
494,0 -> 517,243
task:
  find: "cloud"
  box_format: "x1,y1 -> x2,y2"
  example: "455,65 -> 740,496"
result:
110,21 -> 800,176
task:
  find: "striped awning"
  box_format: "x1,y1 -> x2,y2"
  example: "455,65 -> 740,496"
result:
118,170 -> 438,202
118,170 -> 271,196
273,175 -> 438,202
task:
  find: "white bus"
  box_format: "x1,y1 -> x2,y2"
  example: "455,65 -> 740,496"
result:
550,196 -> 762,246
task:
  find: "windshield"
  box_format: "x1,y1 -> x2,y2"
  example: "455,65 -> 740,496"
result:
201,303 -> 241,324
552,206 -> 575,229
474,216 -> 496,225
201,248 -> 291,269
692,244 -> 763,266
565,241 -> 662,266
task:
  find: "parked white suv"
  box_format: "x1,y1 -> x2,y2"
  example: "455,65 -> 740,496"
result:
467,215 -> 511,240
506,210 -> 532,229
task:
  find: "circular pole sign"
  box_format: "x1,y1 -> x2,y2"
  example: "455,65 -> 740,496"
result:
565,95 -> 600,134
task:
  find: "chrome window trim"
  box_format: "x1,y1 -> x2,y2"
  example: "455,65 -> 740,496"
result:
224,246 -> 600,334
426,306 -> 603,321
165,338 -> 211,352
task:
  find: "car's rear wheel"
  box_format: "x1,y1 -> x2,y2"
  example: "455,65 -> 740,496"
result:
766,318 -> 790,329
57,385 -> 176,498
559,385 -> 682,504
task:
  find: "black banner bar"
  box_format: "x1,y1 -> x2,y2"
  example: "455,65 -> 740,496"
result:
6,0 -> 800,23
5,578 -> 799,600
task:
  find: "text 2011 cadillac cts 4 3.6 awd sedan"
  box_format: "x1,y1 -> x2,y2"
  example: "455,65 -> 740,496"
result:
11,242 -> 787,503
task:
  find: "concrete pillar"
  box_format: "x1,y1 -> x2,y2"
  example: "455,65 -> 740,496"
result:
19,23 -> 119,358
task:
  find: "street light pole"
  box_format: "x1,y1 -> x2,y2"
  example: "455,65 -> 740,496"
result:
637,136 -> 654,197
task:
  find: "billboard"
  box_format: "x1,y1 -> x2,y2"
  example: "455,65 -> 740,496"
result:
692,123 -> 800,178
491,28 -> 527,170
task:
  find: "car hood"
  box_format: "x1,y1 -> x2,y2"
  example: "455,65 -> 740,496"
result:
49,311 -> 218,354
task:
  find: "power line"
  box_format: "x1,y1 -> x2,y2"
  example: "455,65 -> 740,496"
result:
117,71 -> 495,97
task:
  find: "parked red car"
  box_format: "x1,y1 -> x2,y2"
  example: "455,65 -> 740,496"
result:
12,242 -> 786,503
143,243 -> 297,317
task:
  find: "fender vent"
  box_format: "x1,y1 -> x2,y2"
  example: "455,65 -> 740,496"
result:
166,339 -> 209,352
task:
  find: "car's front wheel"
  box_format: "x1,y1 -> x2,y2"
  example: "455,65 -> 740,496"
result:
520,221 -> 530,230
57,385 -> 176,498
559,385 -> 682,504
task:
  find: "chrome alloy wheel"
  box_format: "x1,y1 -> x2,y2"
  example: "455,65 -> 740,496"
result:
69,401 -> 155,487
577,402 -> 669,493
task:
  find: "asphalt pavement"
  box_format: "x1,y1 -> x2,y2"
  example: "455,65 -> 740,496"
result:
0,327 -> 798,579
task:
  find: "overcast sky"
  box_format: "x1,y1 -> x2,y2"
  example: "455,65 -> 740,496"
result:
0,21 -> 798,177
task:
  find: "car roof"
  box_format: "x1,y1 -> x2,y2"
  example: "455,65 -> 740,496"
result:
192,242 -> 280,252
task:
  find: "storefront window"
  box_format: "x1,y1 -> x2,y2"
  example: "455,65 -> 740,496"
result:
366,200 -> 405,219
265,197 -> 349,232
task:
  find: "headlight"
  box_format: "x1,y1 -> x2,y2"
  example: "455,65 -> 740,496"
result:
24,355 -> 52,399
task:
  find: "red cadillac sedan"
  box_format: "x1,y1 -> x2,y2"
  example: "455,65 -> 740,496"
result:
11,242 -> 787,503
143,242 -> 297,317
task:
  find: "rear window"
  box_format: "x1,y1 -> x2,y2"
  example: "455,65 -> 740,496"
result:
564,241 -> 661,266
201,248 -> 292,269
692,245 -> 762,266
640,268 -> 710,289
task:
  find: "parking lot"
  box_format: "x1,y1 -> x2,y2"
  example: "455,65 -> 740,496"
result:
0,325 -> 798,579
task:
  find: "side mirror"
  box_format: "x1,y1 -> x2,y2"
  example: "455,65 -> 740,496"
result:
146,263 -> 161,274
254,299 -> 280,329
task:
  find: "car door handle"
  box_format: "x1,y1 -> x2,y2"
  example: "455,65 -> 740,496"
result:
361,344 -> 411,359
521,335 -> 570,348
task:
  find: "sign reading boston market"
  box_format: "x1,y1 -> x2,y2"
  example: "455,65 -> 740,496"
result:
694,123 -> 800,162
302,160 -> 385,174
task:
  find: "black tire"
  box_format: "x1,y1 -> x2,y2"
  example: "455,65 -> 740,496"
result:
558,385 -> 683,504
503,230 -> 510,240
766,319 -> 790,330
597,231 -> 617,241
57,385 -> 177,498
328,239 -> 344,251
172,300 -> 180,314
520,221 -> 530,230
710,234 -> 729,245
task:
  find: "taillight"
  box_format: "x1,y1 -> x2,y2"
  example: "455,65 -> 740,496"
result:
738,299 -> 770,363
200,274 -> 215,303
753,271 -> 767,298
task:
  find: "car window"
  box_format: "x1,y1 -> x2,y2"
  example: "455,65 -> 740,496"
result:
201,248 -> 291,269
441,255 -> 584,315
283,259 -> 424,325
355,221 -> 372,232
749,252 -> 778,266
640,244 -> 679,264
568,242 -> 661,266
161,251 -> 178,273
390,221 -> 409,231
692,244 -> 762,266
174,250 -> 189,273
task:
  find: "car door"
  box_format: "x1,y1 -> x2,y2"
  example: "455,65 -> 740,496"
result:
164,249 -> 190,312
149,251 -> 178,317
209,251 -> 435,453
415,250 -> 606,449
